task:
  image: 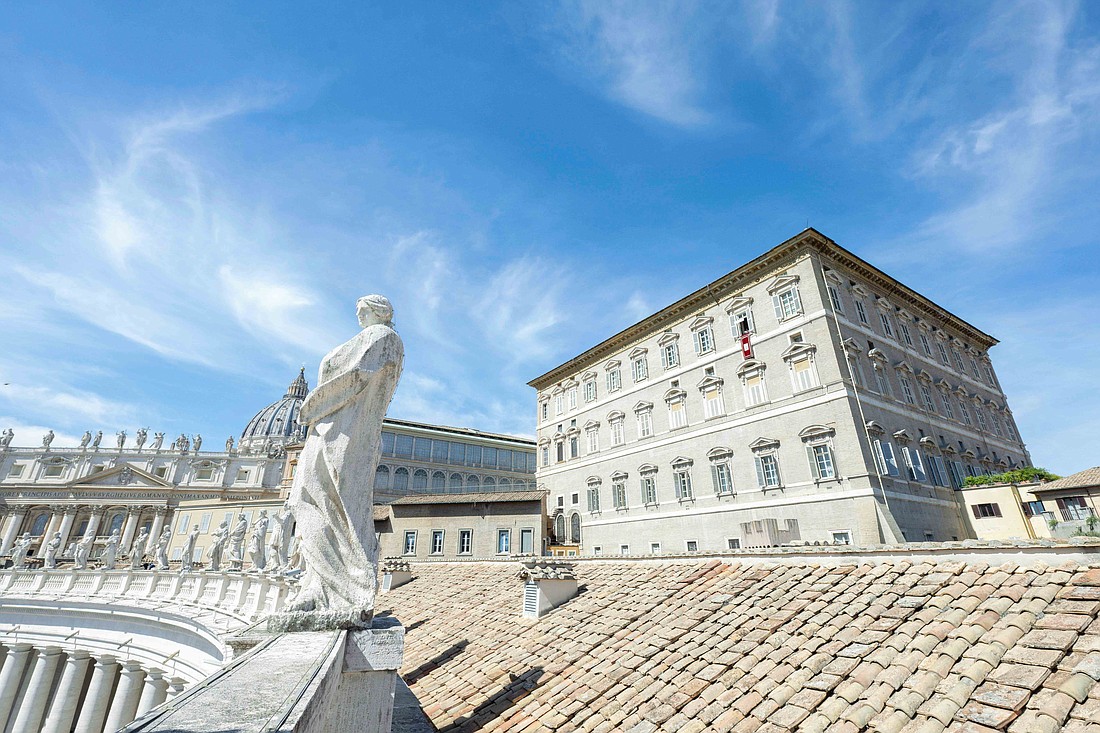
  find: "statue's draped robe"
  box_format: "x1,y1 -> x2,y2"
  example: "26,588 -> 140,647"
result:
290,323 -> 403,613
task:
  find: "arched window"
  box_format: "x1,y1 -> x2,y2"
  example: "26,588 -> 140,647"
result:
30,513 -> 49,536
108,512 -> 126,535
374,466 -> 391,490
392,468 -> 409,492
449,473 -> 463,492
484,477 -> 496,489
412,470 -> 428,491
554,514 -> 566,542
466,475 -> 479,491
570,513 -> 581,543
432,471 -> 447,491
499,478 -> 511,489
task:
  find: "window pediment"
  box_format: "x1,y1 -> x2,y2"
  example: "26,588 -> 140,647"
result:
610,471 -> 628,481
628,347 -> 648,359
934,378 -> 951,390
537,437 -> 551,446
874,297 -> 893,312
688,315 -> 714,331
707,446 -> 733,461
798,424 -> 835,441
696,375 -> 724,390
657,331 -> 680,346
940,443 -> 957,454
604,359 -> 621,371
868,348 -> 888,363
961,449 -> 976,459
894,361 -> 915,374
562,378 -> 578,388
566,426 -> 581,437
916,369 -> 934,383
919,436 -> 938,451
823,269 -> 844,285
766,274 -> 800,294
892,429 -> 912,443
670,456 -> 693,468
749,437 -> 780,451
864,420 -> 885,436
607,410 -> 625,421
585,476 -> 602,486
581,371 -> 597,383
724,295 -> 753,313
782,342 -> 817,361
850,284 -> 869,298
896,308 -> 915,322
841,337 -> 861,353
551,386 -> 564,395
664,388 -> 687,402
583,420 -> 601,430
633,401 -> 654,413
953,385 -> 969,397
638,463 -> 658,474
737,359 -> 766,377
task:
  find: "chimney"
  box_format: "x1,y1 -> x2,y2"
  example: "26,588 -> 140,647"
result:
517,560 -> 578,618
380,558 -> 413,592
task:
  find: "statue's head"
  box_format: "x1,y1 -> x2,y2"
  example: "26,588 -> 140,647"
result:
356,294 -> 393,328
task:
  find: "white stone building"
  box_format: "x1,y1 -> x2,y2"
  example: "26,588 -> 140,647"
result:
528,228 -> 1029,553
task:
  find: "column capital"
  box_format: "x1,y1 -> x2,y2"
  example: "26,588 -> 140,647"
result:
89,506 -> 106,518
62,504 -> 80,514
33,645 -> 63,657
65,649 -> 91,661
154,506 -> 170,516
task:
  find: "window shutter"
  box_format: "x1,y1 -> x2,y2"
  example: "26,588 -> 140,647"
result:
674,475 -> 682,500
791,288 -> 802,314
993,504 -> 1002,517
692,330 -> 701,354
772,294 -> 783,320
971,505 -> 980,519
806,445 -> 820,479
711,465 -> 720,494
755,457 -> 766,488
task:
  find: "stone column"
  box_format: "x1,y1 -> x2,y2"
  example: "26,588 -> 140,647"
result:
101,660 -> 145,732
120,506 -> 143,551
148,507 -> 168,544
56,506 -> 78,549
10,645 -> 63,733
73,654 -> 118,733
135,667 -> 169,716
85,508 -> 105,538
42,512 -> 63,541
0,511 -> 28,554
39,650 -> 91,733
0,643 -> 34,726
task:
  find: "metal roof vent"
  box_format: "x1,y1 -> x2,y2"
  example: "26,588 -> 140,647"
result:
517,560 -> 577,619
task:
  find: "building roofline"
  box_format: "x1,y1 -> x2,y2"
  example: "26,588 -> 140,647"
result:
388,489 -> 547,505
527,228 -> 998,390
381,417 -> 535,447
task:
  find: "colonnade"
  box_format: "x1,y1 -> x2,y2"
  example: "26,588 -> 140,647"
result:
0,505 -> 170,558
0,642 -> 184,733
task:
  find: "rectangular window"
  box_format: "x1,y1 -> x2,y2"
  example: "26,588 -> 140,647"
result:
730,308 -> 755,336
195,466 -> 214,481
567,387 -> 578,410
587,487 -> 600,512
959,401 -> 972,425
941,394 -> 955,419
899,377 -> 916,404
43,464 -> 66,478
971,503 -> 1002,519
612,482 -> 627,509
199,512 -> 212,532
920,384 -> 936,412
619,544 -> 630,555
902,447 -> 927,482
674,470 -> 693,500
586,429 -> 599,453
873,439 -> 900,477
874,368 -> 890,396
583,380 -> 597,403
611,419 -> 625,446
632,357 -> 648,382
661,343 -> 679,369
975,407 -> 987,430
686,540 -> 699,552
650,542 -> 662,555
235,469 -> 249,483
828,285 -> 843,313
879,312 -> 894,338
985,365 -> 997,387
807,444 -> 836,479
712,463 -> 733,495
6,464 -> 24,478
832,531 -> 852,545
403,531 -> 417,555
668,399 -> 687,429
520,528 -> 534,554
855,300 -> 868,324
171,547 -> 182,562
899,323 -> 913,347
177,513 -> 191,534
497,529 -> 511,554
927,455 -> 945,486
418,437 -> 435,462
754,454 -> 781,488
727,538 -> 741,550
792,359 -> 818,392
554,394 -> 564,415
744,373 -> 768,406
459,529 -> 472,554
569,437 -> 578,459
571,492 -> 579,505
948,460 -> 965,489
970,359 -> 981,379
430,530 -> 444,555
1021,501 -> 1045,517
541,402 -> 548,421
541,446 -> 549,466
953,349 -> 966,373
773,288 -> 802,320
607,369 -> 621,392
641,476 -> 657,505
937,343 -> 950,366
637,411 -> 653,438
919,332 -> 933,356
692,326 -> 714,354
702,386 -> 725,418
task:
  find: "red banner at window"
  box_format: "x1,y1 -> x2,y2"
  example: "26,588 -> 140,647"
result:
740,333 -> 753,359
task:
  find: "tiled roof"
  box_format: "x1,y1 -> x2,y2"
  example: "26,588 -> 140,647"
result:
373,505 -> 391,521
1038,467 -> 1100,492
389,490 -> 546,506
378,550 -> 1100,733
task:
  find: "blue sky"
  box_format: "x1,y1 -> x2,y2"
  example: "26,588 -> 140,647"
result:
1,2 -> 1098,473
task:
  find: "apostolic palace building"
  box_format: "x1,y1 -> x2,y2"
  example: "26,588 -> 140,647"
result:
530,228 -> 1030,554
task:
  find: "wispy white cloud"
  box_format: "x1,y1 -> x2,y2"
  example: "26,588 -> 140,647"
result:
551,0 -> 713,127
0,419 -> 83,450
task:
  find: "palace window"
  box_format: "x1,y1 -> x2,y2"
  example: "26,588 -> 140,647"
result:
458,530 -> 472,554
541,446 -> 549,466
918,332 -> 933,356
807,443 -> 836,480
920,384 -> 936,412
668,396 -> 687,429
632,356 -> 648,383
873,439 -> 900,477
941,394 -> 955,419
587,486 -> 600,512
541,402 -> 548,421
612,479 -> 627,509
177,514 -> 191,534
607,368 -> 621,393
937,342 -> 950,366
567,386 -> 578,410
952,349 -> 967,373
854,300 -> 868,324
879,312 -> 895,338
583,379 -> 597,403
1056,497 -> 1093,522
673,462 -> 693,501
874,366 -> 890,396
403,531 -> 417,555
6,464 -> 24,478
640,474 -> 658,505
711,461 -> 733,496
828,285 -> 843,313
686,540 -> 699,552
971,503 -> 1002,519
570,514 -> 581,543
958,401 -> 972,425
754,453 -> 781,489
393,467 -> 410,491
702,384 -> 725,418
975,406 -> 988,430
899,377 -> 916,405
773,287 -> 802,321
430,530 -> 444,555
497,529 -> 511,554
195,466 -> 214,481
586,427 -> 599,453
985,364 -> 997,387
727,538 -> 741,550
413,469 -> 428,491
947,460 -> 965,489
729,307 -> 755,336
692,325 -> 715,355
902,446 -> 927,482
636,409 -> 653,438
610,417 -> 625,446
661,342 -> 680,369
569,436 -> 579,459
742,368 -> 768,407
791,357 -> 819,392
899,323 -> 913,347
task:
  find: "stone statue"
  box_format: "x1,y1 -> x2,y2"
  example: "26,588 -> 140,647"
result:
43,532 -> 62,568
268,501 -> 294,572
154,527 -> 171,570
92,430 -> 103,450
228,513 -> 248,571
208,520 -> 228,571
64,541 -> 76,558
247,510 -> 268,571
80,431 -> 92,450
151,432 -> 164,451
116,430 -> 126,449
10,533 -> 33,568
193,434 -> 202,452
73,532 -> 95,569
181,525 -> 200,572
101,529 -> 121,570
129,529 -> 149,570
0,428 -> 14,449
282,294 -> 403,626
177,434 -> 190,453
135,428 -> 147,450
42,429 -> 55,449
225,436 -> 235,454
